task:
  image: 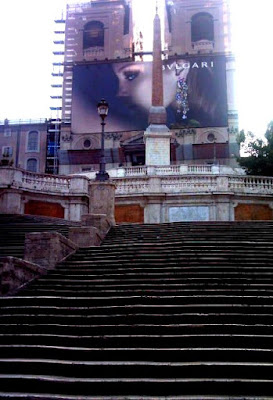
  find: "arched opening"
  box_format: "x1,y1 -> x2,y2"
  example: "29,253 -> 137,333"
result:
83,21 -> 104,49
191,13 -> 214,42
27,131 -> 39,152
26,158 -> 38,172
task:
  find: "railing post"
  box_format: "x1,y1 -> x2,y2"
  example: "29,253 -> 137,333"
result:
216,176 -> 229,192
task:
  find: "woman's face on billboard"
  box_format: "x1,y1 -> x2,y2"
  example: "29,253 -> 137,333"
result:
113,61 -> 189,111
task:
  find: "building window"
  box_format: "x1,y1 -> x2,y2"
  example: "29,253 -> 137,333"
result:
191,13 -> 214,42
4,129 -> 11,137
26,158 -> 38,172
83,139 -> 91,149
207,133 -> 216,142
27,131 -> 39,152
83,21 -> 104,49
2,146 -> 13,157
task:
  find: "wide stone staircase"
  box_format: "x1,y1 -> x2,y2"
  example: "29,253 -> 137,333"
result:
1,221 -> 273,399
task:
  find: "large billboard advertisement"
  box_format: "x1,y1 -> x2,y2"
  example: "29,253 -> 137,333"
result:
71,56 -> 228,133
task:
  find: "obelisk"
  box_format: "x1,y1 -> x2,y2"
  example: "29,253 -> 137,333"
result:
144,4 -> 171,166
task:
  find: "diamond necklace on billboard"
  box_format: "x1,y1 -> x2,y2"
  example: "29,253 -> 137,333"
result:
71,56 -> 227,134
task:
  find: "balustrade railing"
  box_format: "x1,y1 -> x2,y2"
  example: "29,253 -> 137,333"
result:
188,165 -> 213,174
229,176 -> 273,192
1,167 -> 273,197
21,171 -> 71,193
161,176 -> 218,192
124,166 -> 147,176
115,178 -> 150,195
155,165 -> 181,175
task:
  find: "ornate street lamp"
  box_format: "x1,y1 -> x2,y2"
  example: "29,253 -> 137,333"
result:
96,98 -> 109,182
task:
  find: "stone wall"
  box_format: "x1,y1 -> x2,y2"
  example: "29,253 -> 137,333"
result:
0,257 -> 46,296
24,232 -> 78,269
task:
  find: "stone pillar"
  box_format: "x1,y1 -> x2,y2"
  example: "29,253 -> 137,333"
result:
88,181 -> 116,224
0,190 -> 22,215
215,199 -> 232,221
144,203 -> 162,224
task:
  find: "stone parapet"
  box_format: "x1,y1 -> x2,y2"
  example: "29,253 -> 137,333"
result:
69,226 -> 103,247
82,213 -> 113,236
24,231 -> 78,269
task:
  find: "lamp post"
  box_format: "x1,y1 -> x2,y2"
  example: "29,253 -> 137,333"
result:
96,98 -> 109,182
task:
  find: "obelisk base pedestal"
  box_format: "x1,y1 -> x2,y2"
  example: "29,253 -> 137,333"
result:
144,124 -> 172,166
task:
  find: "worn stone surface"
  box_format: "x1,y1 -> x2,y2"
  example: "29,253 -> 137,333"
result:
69,226 -> 103,247
0,256 -> 46,296
24,231 -> 78,269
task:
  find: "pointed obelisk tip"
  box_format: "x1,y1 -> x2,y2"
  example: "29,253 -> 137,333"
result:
156,0 -> 158,15
148,0 -> 167,125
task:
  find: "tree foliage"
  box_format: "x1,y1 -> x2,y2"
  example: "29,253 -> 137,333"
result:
237,122 -> 273,176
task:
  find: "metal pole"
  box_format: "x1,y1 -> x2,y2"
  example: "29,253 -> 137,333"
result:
100,119 -> 106,175
96,117 -> 109,181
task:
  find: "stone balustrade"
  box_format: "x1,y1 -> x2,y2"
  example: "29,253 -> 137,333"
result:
229,176 -> 273,193
115,175 -> 273,196
0,167 -> 89,195
85,164 -> 244,179
22,171 -> 71,194
1,167 -> 272,198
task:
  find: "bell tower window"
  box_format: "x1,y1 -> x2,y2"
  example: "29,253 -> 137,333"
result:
191,13 -> 214,43
83,21 -> 104,49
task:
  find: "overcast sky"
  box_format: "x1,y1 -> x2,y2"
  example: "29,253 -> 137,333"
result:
0,0 -> 272,137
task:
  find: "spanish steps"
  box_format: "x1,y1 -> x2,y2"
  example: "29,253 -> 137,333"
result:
1,215 -> 273,399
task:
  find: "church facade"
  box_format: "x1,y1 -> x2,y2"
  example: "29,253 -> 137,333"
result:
55,0 -> 239,175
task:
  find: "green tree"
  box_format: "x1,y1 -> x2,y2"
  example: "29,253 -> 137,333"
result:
237,122 -> 273,176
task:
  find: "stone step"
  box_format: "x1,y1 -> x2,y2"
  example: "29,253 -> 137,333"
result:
0,375 -> 273,397
1,345 -> 273,362
2,322 -> 273,336
1,333 -> 273,349
0,396 -> 268,400
2,313 -> 273,326
1,359 -> 273,379
34,272 -> 273,283
3,294 -> 273,306
18,288 -> 273,297
3,304 -> 273,316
